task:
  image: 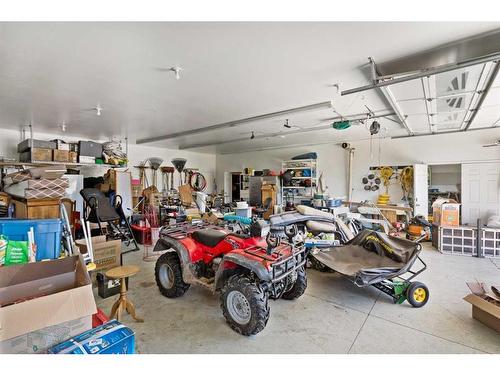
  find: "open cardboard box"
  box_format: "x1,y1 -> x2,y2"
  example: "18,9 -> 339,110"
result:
464,281 -> 500,333
0,254 -> 97,353
75,235 -> 121,272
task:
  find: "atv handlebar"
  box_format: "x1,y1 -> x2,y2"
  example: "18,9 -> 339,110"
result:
284,224 -> 298,241
266,232 -> 281,249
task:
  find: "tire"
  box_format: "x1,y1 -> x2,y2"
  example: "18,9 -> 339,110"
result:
282,267 -> 307,300
155,252 -> 190,298
406,281 -> 429,308
220,275 -> 270,336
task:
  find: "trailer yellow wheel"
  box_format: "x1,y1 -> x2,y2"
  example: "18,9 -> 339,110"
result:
406,282 -> 429,307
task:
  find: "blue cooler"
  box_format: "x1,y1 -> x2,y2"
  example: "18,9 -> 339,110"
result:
0,219 -> 62,261
48,320 -> 135,354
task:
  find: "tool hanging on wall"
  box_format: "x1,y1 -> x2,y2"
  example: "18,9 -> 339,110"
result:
171,158 -> 187,188
399,166 -> 414,201
361,173 -> 381,191
136,162 -> 149,189
183,169 -> 207,192
147,157 -> 163,187
376,166 -> 395,205
160,166 -> 175,194
378,166 -> 394,194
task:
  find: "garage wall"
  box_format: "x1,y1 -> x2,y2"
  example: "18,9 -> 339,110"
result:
216,144 -> 348,198
216,128 -> 500,203
0,128 -> 217,193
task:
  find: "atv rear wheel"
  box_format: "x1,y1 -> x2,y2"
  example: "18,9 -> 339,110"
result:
282,266 -> 307,300
220,275 -> 270,336
155,252 -> 190,298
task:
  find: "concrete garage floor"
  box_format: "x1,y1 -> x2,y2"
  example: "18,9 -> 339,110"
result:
94,243 -> 500,354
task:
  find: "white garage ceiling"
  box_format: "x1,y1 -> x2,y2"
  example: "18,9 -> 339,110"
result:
0,22 -> 499,154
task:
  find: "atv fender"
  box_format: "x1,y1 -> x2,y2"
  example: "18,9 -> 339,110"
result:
214,253 -> 272,291
153,237 -> 197,284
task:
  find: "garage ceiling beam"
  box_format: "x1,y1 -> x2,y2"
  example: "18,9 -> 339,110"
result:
136,101 -> 334,144
367,58 -> 413,136
178,110 -> 396,149
390,125 -> 498,140
376,29 -> 500,77
341,52 -> 500,97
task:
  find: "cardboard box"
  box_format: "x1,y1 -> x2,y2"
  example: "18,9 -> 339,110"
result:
76,235 -> 121,271
463,294 -> 500,333
0,255 -> 97,353
432,198 -> 460,226
53,149 -> 70,162
68,151 -> 78,163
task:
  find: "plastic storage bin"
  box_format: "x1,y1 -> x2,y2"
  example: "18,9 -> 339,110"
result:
0,219 -> 62,261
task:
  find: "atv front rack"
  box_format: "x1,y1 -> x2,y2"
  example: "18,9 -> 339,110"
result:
244,243 -> 308,283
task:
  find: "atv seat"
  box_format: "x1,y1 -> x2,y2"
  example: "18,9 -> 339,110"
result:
192,229 -> 227,247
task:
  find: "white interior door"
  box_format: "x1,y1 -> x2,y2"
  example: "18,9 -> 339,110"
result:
413,163 -> 429,217
461,163 -> 500,225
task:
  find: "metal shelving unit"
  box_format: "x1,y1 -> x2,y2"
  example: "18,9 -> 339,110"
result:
281,159 -> 318,202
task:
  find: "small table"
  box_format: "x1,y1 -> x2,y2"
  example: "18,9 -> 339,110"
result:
105,265 -> 144,323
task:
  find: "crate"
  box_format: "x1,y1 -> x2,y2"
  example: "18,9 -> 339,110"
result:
481,228 -> 500,257
69,151 -> 78,163
79,141 -> 102,158
11,197 -> 60,219
0,218 -> 62,261
17,138 -> 57,153
53,149 -> 70,162
19,148 -> 53,162
438,225 -> 500,258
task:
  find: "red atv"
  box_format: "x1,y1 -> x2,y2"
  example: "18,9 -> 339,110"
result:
153,221 -> 308,335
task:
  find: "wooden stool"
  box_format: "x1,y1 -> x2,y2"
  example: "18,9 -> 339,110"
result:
105,265 -> 144,323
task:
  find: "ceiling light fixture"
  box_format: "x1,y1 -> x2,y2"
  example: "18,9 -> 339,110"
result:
169,67 -> 182,80
94,105 -> 103,116
250,131 -> 255,140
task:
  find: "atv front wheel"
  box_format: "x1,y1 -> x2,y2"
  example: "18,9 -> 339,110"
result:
282,266 -> 307,300
220,275 -> 270,336
155,252 -> 190,298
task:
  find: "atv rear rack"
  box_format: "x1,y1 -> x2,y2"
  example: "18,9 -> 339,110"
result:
161,222 -> 220,240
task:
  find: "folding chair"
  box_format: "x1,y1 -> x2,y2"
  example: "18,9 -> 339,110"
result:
80,188 -> 139,261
